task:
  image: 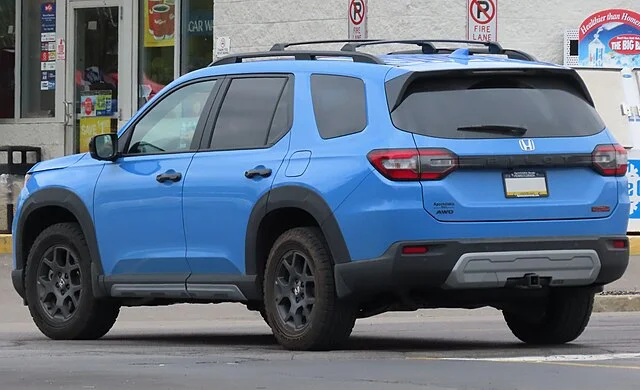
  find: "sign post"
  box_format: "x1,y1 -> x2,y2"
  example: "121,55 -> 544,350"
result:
467,0 -> 497,42
348,0 -> 367,40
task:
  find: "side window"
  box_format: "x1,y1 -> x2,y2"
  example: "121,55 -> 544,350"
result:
310,74 -> 367,139
210,77 -> 291,150
126,79 -> 217,155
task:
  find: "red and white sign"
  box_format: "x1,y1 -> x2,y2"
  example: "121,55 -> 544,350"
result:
467,0 -> 497,42
609,34 -> 640,55
348,0 -> 367,40
56,38 -> 65,60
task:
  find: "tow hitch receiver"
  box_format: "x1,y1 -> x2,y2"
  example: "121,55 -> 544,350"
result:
505,273 -> 547,289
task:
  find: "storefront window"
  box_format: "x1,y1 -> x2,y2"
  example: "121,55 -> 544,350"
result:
21,0 -> 56,118
0,0 -> 15,118
181,0 -> 213,74
138,0 -> 176,108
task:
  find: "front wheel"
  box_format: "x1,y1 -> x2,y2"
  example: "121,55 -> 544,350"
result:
25,222 -> 120,340
263,227 -> 356,351
503,289 -> 595,345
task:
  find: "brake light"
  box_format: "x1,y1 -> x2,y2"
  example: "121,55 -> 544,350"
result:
592,144 -> 628,176
367,148 -> 458,181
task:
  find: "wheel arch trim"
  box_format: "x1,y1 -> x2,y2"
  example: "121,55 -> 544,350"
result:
15,187 -> 107,298
245,185 -> 352,276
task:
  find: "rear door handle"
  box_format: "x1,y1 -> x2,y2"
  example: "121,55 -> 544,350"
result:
245,168 -> 272,179
156,171 -> 182,183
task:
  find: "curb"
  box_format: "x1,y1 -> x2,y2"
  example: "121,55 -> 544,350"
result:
629,235 -> 640,256
594,295 -> 640,313
2,235 -> 640,255
0,234 -> 10,254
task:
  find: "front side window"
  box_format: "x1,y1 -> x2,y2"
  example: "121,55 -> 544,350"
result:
210,77 -> 292,150
126,79 -> 216,155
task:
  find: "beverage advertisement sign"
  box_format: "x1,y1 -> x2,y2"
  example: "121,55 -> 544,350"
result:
144,0 -> 176,47
578,9 -> 640,68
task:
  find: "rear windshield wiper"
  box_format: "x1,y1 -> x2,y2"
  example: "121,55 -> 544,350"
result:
457,125 -> 528,136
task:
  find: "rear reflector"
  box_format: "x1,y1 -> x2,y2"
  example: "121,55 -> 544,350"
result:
367,148 -> 458,181
612,240 -> 627,249
592,144 -> 628,176
402,246 -> 429,254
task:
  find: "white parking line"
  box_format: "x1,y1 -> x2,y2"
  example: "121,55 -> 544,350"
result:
434,353 -> 640,363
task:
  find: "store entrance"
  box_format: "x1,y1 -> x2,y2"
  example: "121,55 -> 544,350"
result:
65,1 -> 130,154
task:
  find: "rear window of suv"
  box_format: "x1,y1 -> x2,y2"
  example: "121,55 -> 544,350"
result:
389,72 -> 606,139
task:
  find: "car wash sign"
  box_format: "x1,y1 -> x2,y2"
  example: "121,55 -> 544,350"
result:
578,9 -> 640,68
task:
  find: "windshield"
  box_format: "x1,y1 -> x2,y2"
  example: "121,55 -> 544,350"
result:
389,73 -> 606,139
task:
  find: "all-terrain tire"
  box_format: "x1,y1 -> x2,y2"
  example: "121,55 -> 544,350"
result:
503,289 -> 594,345
264,227 -> 356,351
25,222 -> 120,340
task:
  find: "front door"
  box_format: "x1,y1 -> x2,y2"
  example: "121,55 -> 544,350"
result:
92,78 -> 219,282
65,1 -> 131,155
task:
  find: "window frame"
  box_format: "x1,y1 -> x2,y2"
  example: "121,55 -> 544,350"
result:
117,76 -> 222,157
200,73 -> 296,152
310,73 -> 368,140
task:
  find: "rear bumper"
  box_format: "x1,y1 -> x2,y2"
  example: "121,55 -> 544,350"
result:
334,236 -> 629,299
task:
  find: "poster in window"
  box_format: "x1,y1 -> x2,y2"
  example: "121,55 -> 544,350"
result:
144,0 -> 176,47
79,117 -> 112,153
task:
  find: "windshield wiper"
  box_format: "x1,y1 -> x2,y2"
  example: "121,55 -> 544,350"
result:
457,125 -> 528,136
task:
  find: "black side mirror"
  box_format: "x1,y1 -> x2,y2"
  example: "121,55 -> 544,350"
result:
89,133 -> 119,162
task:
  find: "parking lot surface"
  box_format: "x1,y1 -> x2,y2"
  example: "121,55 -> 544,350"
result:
1,256 -> 639,390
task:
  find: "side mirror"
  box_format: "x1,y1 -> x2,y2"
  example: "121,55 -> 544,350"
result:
89,133 -> 119,162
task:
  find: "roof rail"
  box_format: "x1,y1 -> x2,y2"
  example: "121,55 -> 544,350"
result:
341,39 -> 505,55
269,39 -> 380,52
209,50 -> 384,66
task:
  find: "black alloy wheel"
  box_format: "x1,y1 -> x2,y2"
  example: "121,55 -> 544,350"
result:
36,245 -> 83,321
274,250 -> 316,332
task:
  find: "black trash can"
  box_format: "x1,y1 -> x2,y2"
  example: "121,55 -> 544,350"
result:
0,146 -> 42,234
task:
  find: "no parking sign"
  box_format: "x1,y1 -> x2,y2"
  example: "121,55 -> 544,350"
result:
467,0 -> 498,42
348,0 -> 367,40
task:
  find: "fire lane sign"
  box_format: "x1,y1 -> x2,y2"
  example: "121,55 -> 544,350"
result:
468,0 -> 497,42
348,0 -> 367,40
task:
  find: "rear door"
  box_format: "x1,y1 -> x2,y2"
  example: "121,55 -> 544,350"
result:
182,74 -> 294,281
387,68 -> 624,222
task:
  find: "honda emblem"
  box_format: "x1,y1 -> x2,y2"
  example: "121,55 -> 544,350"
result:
519,139 -> 535,152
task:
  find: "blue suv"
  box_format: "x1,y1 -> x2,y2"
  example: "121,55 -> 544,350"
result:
11,40 -> 630,351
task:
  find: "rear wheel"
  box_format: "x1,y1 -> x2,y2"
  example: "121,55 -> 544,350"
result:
25,222 -> 120,340
503,289 -> 594,345
263,227 -> 356,351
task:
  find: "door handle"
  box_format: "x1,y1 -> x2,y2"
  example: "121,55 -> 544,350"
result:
156,171 -> 182,183
245,168 -> 272,179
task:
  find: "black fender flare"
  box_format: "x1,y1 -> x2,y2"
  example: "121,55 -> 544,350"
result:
15,187 -> 107,298
245,185 -> 352,276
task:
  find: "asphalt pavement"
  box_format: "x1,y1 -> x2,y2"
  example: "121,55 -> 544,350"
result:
1,255 -> 639,390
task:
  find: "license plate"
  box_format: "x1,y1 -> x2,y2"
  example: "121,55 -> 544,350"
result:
503,171 -> 549,198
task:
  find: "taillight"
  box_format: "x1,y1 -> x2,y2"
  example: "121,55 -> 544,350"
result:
367,148 -> 458,181
592,144 -> 628,176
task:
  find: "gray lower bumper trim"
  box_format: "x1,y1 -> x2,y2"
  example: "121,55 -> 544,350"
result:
443,249 -> 601,289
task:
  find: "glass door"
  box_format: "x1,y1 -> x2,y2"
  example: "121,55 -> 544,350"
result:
65,1 -> 130,154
